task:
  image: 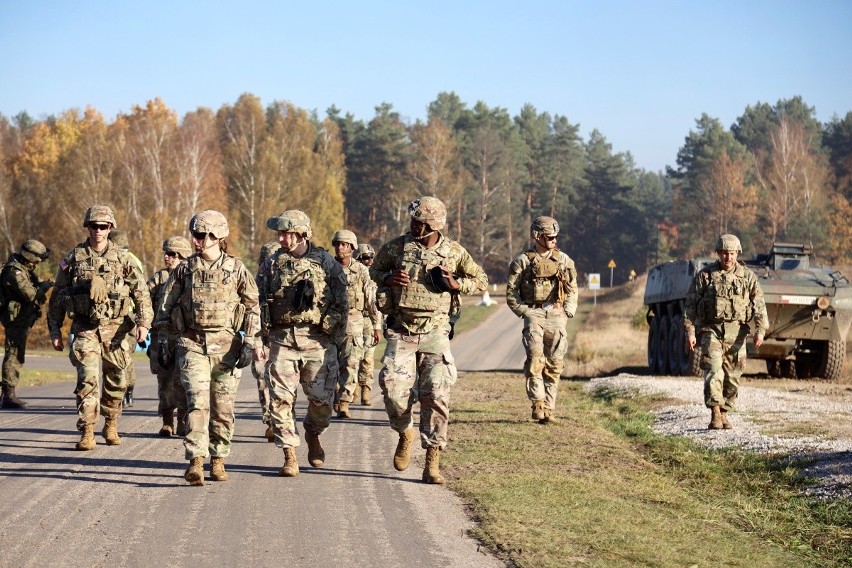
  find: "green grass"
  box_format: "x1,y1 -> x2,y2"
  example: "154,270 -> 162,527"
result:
18,368 -> 76,387
445,375 -> 852,567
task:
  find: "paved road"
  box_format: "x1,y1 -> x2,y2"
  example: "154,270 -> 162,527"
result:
0,314 -> 520,568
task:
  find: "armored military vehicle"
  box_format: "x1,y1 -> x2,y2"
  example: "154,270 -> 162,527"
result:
644,243 -> 852,380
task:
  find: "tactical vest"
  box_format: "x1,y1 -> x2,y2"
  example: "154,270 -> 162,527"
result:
64,245 -> 132,323
698,267 -> 750,323
177,255 -> 242,331
391,238 -> 453,315
345,263 -> 366,313
266,248 -> 329,326
149,269 -> 170,313
519,250 -> 561,304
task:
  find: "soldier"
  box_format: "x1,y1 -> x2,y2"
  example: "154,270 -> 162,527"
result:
155,210 -> 261,485
371,196 -> 487,484
47,205 -> 153,450
506,216 -> 578,424
257,210 -> 348,478
0,240 -> 53,409
331,230 -> 381,418
147,236 -> 192,437
253,241 -> 280,442
685,234 -> 768,430
355,243 -> 380,406
106,230 -> 146,408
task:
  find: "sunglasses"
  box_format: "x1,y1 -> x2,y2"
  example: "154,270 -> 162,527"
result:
543,235 -> 557,241
191,231 -> 212,241
90,223 -> 111,231
164,251 -> 179,258
360,256 -> 374,261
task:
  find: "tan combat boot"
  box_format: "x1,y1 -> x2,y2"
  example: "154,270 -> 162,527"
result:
185,456 -> 205,486
337,401 -> 352,419
265,422 -> 275,442
75,424 -> 96,451
422,447 -> 445,485
305,431 -> 325,467
531,400 -> 546,421
720,409 -> 733,429
210,456 -> 228,481
393,427 -> 415,471
159,412 -> 175,437
360,384 -> 372,406
280,447 -> 299,477
540,406 -> 558,425
352,384 -> 361,403
708,406 -> 724,430
102,417 -> 122,445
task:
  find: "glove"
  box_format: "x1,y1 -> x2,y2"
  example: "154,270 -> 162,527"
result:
89,274 -> 109,304
157,341 -> 173,370
236,342 -> 253,369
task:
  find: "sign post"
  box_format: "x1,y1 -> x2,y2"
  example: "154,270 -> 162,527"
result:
607,259 -> 616,287
588,272 -> 601,305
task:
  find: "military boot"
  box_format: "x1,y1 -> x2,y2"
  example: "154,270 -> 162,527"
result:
393,427 -> 415,471
184,456 -> 205,486
422,447 -> 445,485
352,384 -> 361,404
708,406 -> 724,430
210,456 -> 228,481
720,409 -> 733,429
1,385 -> 29,409
102,417 -> 122,445
159,411 -> 175,437
123,387 -> 134,407
305,431 -> 325,468
531,400 -> 546,421
360,384 -> 372,406
540,406 -> 558,425
264,422 -> 275,442
337,400 -> 352,419
176,409 -> 188,437
75,424 -> 96,451
279,447 -> 299,477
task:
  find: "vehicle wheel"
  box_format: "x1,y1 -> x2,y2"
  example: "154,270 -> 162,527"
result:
647,316 -> 659,373
657,315 -> 671,375
670,315 -> 686,375
817,340 -> 846,381
781,360 -> 797,379
767,360 -> 783,378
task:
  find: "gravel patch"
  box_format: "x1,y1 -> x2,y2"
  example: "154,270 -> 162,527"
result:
586,373 -> 852,500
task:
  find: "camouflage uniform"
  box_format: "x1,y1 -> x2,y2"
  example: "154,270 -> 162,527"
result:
506,217 -> 578,421
156,246 -> 260,462
147,236 -> 192,436
355,244 -> 381,404
685,245 -> 768,413
370,209 -> 487,452
253,241 -> 281,437
257,220 -> 348,453
1,240 -> 52,408
47,210 -> 153,437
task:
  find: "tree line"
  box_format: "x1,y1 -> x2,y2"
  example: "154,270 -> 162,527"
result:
2,92 -> 851,288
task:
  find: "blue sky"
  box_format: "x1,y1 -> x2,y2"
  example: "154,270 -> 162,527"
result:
1,0 -> 850,172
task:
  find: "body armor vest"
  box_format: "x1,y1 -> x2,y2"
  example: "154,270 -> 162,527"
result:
179,256 -> 242,331
267,249 -> 328,326
345,263 -> 366,313
392,239 -> 453,315
698,267 -> 750,323
64,245 -> 132,323
519,250 -> 561,304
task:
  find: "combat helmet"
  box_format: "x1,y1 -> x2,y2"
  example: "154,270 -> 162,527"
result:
356,243 -> 375,260
83,205 -> 117,229
715,234 -> 742,253
267,210 -> 312,239
189,210 -> 229,239
108,230 -> 130,250
258,241 -> 281,263
332,230 -> 357,249
531,216 -> 559,240
408,196 -> 446,231
163,236 -> 192,259
19,239 -> 50,264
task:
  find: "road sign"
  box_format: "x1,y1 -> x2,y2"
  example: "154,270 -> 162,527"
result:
588,273 -> 601,290
607,259 -> 616,268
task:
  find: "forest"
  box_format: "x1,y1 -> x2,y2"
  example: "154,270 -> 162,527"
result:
1,92 -> 850,285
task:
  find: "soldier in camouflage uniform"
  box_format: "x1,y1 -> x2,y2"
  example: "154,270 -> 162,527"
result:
331,230 -> 381,418
106,230 -> 146,408
685,234 -> 768,430
371,196 -> 488,484
156,210 -> 261,485
506,216 -> 578,424
1,240 -> 53,409
253,241 -> 280,442
355,243 -> 381,405
47,206 -> 153,450
147,236 -> 192,437
257,210 -> 348,478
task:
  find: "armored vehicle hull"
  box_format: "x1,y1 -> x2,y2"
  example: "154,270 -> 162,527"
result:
644,243 -> 852,380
